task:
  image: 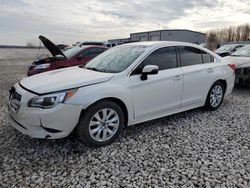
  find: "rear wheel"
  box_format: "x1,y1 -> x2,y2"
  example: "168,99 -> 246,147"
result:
77,100 -> 124,147
205,81 -> 225,110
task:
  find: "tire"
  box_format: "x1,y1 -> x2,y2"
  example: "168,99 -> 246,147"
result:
205,81 -> 225,110
77,100 -> 124,147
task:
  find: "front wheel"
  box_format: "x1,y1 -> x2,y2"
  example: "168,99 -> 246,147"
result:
77,100 -> 124,147
205,81 -> 225,110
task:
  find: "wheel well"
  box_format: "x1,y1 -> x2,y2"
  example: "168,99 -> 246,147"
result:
217,79 -> 227,91
80,98 -> 129,127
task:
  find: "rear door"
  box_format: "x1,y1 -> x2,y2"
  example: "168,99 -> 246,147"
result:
178,46 -> 216,107
130,46 -> 183,119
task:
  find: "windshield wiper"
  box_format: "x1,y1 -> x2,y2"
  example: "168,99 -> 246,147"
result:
85,67 -> 98,71
85,67 -> 108,72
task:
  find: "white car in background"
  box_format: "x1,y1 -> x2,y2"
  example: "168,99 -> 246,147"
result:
224,45 -> 250,86
8,42 -> 235,147
215,44 -> 244,57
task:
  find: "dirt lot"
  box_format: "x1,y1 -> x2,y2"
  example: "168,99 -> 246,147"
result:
0,49 -> 250,187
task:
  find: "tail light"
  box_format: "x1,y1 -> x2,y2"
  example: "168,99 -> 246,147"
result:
228,64 -> 236,71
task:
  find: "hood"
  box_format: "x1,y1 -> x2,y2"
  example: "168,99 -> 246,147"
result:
39,35 -> 66,58
20,67 -> 114,94
223,56 -> 250,69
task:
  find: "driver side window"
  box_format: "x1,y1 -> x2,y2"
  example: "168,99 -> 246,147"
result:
131,46 -> 178,75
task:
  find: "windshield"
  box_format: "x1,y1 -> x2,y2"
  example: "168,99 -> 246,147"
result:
64,46 -> 86,58
85,45 -> 146,73
216,44 -> 239,53
231,45 -> 250,57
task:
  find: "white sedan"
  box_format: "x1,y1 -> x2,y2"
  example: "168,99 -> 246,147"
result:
8,42 -> 235,147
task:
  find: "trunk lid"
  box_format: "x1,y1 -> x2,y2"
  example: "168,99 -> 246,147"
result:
224,56 -> 250,69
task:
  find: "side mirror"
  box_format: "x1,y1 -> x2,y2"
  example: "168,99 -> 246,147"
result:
140,65 -> 159,80
55,54 -> 65,60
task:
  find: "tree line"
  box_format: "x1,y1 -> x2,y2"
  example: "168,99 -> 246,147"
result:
206,23 -> 250,43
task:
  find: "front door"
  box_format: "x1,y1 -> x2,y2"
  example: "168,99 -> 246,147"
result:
130,46 -> 183,119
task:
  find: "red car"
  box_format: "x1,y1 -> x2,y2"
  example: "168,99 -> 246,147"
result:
27,36 -> 107,76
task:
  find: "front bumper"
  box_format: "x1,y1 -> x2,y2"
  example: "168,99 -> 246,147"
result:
7,83 -> 82,139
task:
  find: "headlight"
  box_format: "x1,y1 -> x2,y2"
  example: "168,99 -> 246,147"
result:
28,89 -> 78,109
34,63 -> 50,70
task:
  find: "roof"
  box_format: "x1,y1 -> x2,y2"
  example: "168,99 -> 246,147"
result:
130,29 -> 206,36
119,41 -> 220,59
121,41 -> 200,47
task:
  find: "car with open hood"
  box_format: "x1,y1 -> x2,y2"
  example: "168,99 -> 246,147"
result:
8,41 -> 235,147
27,36 -> 107,76
215,44 -> 244,57
64,41 -> 109,50
224,45 -> 250,86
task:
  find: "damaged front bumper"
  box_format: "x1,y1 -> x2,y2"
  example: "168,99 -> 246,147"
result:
7,83 -> 82,139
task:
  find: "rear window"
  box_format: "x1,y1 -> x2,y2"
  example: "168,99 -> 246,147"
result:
180,46 -> 203,67
201,51 -> 214,63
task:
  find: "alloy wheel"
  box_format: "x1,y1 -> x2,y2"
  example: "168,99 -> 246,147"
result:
89,108 -> 119,142
210,85 -> 223,108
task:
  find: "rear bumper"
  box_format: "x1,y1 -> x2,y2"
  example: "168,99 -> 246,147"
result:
225,74 -> 235,96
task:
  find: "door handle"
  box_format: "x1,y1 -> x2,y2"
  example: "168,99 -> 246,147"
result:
172,75 -> 183,81
207,68 -> 214,73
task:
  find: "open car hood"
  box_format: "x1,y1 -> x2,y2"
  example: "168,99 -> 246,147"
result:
39,35 -> 66,58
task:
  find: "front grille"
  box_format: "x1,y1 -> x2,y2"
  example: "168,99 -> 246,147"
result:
9,87 -> 22,112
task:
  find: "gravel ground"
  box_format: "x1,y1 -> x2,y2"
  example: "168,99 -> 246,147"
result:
0,49 -> 250,187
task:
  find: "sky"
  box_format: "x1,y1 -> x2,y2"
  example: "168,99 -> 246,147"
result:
0,0 -> 249,45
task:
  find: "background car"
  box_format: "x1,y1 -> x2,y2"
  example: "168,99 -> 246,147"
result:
9,42 -> 235,147
27,36 -> 107,76
224,45 -> 250,86
199,43 -> 208,48
216,44 -> 244,57
56,44 -> 69,50
65,41 -> 109,50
